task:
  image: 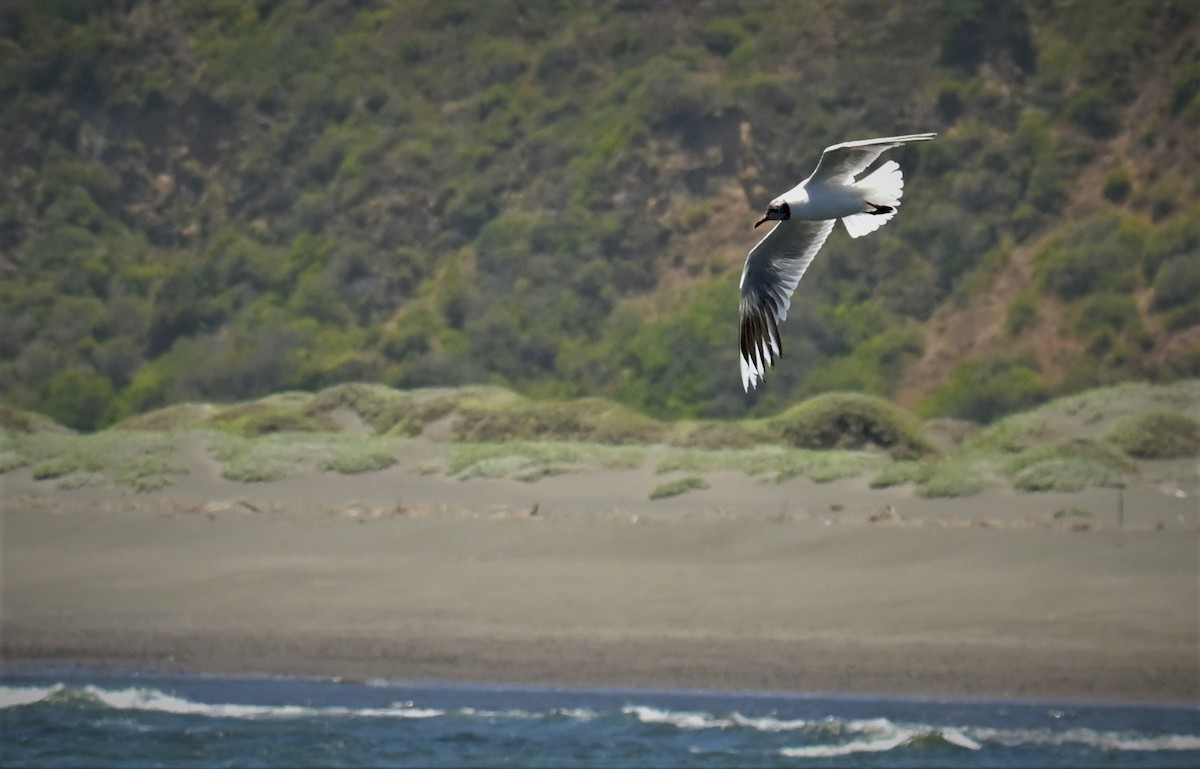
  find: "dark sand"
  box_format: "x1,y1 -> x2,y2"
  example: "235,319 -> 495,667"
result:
2,443 -> 1197,703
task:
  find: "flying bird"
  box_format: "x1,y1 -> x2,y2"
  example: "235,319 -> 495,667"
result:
738,132 -> 936,391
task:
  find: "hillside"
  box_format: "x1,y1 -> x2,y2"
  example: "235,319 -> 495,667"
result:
1,0 -> 1198,430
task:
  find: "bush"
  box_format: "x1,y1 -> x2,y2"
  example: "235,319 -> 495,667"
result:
36,368 -> 123,432
772,393 -> 937,460
1142,207 -> 1200,282
1004,292 -> 1038,336
307,383 -> 458,435
0,404 -> 66,433
209,398 -> 333,436
1064,86 -> 1121,139
454,395 -> 667,445
1107,410 -> 1200,459
920,358 -> 1049,424
319,443 -> 397,474
1035,211 -> 1146,300
1005,438 -> 1134,492
916,470 -> 986,498
1152,256 -> 1200,312
667,420 -> 775,450
649,476 -> 709,500
870,461 -> 933,489
1102,166 -> 1132,203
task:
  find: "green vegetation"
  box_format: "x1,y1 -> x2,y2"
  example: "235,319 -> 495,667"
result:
1107,410 -> 1200,459
915,469 -> 988,499
1,380 -> 1196,497
870,461 -> 933,489
773,393 -> 938,460
650,476 -> 710,500
5,430 -> 187,491
1004,438 -> 1133,492
654,444 -> 882,484
448,441 -> 646,481
1,1 -> 1196,429
919,357 -> 1049,424
318,442 -> 398,475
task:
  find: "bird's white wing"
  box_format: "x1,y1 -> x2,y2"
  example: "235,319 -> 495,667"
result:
808,132 -> 936,184
738,218 -> 836,391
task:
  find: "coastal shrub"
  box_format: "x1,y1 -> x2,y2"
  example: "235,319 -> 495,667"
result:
0,448 -> 26,473
649,476 -> 709,500
1142,209 -> 1200,283
1005,438 -> 1135,492
773,393 -> 937,460
1102,165 -> 1132,203
209,396 -> 333,436
453,396 -> 667,445
919,357 -> 1049,424
36,368 -> 123,432
0,404 -> 65,434
211,434 -> 313,483
115,451 -> 188,492
915,469 -> 987,498
667,419 -> 775,450
1107,410 -> 1200,459
804,327 -> 924,396
309,384 -> 529,438
922,418 -> 983,450
1151,256 -> 1200,313
870,461 -> 933,489
449,441 -> 645,479
1064,85 -> 1121,139
319,442 -> 398,475
1004,292 -> 1039,336
110,404 -> 218,431
1035,211 -> 1146,300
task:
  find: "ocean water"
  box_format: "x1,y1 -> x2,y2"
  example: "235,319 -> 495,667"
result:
1,668 -> 1197,768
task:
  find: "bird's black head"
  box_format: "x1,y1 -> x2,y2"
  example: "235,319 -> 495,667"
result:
754,201 -> 790,228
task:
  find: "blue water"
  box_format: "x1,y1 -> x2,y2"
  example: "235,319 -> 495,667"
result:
2,668 -> 1197,768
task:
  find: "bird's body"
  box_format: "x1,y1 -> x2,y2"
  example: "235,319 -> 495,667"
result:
738,132 -> 935,391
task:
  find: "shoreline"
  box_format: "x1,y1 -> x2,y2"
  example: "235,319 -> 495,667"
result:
5,658 -> 1199,711
4,629 -> 1197,706
3,458 -> 1197,707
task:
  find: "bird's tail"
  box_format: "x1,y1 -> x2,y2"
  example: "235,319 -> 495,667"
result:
842,159 -> 903,239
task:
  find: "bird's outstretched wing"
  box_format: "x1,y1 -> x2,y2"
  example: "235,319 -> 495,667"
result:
808,132 -> 936,184
738,218 -> 836,391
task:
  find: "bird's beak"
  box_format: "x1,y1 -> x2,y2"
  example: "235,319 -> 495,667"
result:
754,215 -> 769,228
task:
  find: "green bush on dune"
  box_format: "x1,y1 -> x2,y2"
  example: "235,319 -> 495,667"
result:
1005,438 -> 1135,492
773,393 -> 938,460
208,396 -> 334,437
319,442 -> 398,475
4,381 -> 1197,498
1107,410 -> 1200,459
453,396 -> 668,445
650,476 -> 709,500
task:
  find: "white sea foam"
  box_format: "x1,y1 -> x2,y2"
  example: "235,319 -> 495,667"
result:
459,707 -> 542,720
0,684 -> 64,708
941,727 -> 984,750
623,705 -> 733,730
1,683 -> 442,720
781,734 -> 911,758
972,725 -> 1200,752
784,722 -> 1200,758
729,712 -> 812,732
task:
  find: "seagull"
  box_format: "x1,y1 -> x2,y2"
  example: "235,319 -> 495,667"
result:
738,132 -> 936,391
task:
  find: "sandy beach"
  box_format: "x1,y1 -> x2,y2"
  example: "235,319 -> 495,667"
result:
2,440 -> 1197,704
